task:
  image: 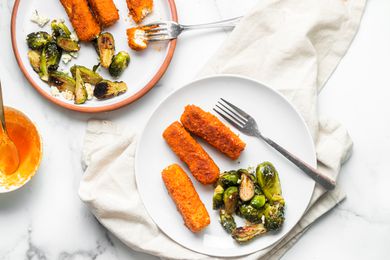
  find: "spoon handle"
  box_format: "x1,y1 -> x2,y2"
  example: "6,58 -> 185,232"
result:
0,81 -> 7,133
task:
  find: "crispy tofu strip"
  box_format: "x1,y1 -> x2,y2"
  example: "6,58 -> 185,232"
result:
60,0 -> 101,41
126,0 -> 153,24
87,0 -> 119,28
126,27 -> 148,51
162,164 -> 210,232
163,122 -> 220,185
181,105 -> 246,160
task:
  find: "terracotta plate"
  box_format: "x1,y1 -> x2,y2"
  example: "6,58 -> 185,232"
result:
11,0 -> 177,112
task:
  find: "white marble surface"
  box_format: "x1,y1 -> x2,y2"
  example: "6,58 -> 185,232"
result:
0,0 -> 389,259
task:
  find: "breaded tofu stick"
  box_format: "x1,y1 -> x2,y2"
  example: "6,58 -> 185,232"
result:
163,122 -> 219,185
162,164 -> 210,232
88,0 -> 119,28
126,0 -> 153,24
60,0 -> 101,41
181,105 -> 246,160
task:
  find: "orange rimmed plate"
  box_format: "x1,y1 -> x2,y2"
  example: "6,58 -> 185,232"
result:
11,0 -> 177,113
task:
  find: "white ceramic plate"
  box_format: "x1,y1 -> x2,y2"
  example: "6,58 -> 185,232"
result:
135,75 -> 316,257
11,0 -> 177,112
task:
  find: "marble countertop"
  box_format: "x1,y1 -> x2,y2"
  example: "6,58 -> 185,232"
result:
0,0 -> 389,259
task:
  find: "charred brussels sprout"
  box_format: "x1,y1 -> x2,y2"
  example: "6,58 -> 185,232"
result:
56,36 -> 80,52
96,32 -> 115,68
94,80 -> 127,99
39,42 -> 61,81
263,203 -> 285,231
219,209 -> 236,234
74,69 -> 87,104
220,171 -> 240,187
223,186 -> 239,214
238,204 -> 262,223
48,71 -> 75,93
109,51 -> 130,77
27,31 -> 52,50
70,65 -> 103,85
232,223 -> 267,243
51,20 -> 71,38
250,195 -> 266,209
51,20 -> 80,52
28,50 -> 41,73
212,185 -> 224,210
256,162 -> 284,205
239,173 -> 255,202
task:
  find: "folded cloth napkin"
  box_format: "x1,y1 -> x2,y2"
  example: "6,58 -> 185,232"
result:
79,0 -> 365,259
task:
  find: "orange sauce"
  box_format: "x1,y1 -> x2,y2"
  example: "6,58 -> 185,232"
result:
0,107 -> 42,190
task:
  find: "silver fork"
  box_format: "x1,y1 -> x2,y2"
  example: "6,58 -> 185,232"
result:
214,98 -> 336,190
142,16 -> 242,41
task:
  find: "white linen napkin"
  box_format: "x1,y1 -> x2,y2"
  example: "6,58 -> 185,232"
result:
79,0 -> 365,258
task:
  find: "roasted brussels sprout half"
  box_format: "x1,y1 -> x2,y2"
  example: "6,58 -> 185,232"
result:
223,186 -> 239,214
56,36 -> 80,52
212,184 -> 224,210
27,31 -> 52,50
41,42 -> 62,74
238,204 -> 262,223
46,42 -> 61,71
39,42 -> 62,81
109,51 -> 130,77
219,171 -> 240,187
219,209 -> 236,234
51,20 -> 71,38
48,71 -> 75,93
74,69 -> 87,104
39,50 -> 49,82
256,162 -> 284,205
28,50 -> 41,73
70,65 -> 103,85
93,80 -> 127,99
250,195 -> 266,209
263,203 -> 285,231
239,173 -> 255,202
232,223 -> 267,243
96,32 -> 115,68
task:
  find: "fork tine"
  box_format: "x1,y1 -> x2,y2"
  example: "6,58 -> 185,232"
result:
215,104 -> 246,126
147,35 -> 174,41
145,32 -> 169,37
217,101 -> 247,123
142,22 -> 166,27
213,108 -> 244,130
220,98 -> 250,119
144,27 -> 168,33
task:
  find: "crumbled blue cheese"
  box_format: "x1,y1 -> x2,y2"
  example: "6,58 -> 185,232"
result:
62,90 -> 75,101
61,51 -> 78,64
61,53 -> 72,64
85,83 -> 94,100
50,86 -> 60,97
30,10 -> 50,27
69,52 -> 78,58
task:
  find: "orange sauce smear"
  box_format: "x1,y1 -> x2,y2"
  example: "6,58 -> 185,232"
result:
0,107 -> 42,190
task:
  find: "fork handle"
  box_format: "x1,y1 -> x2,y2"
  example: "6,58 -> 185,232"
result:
182,16 -> 242,31
261,136 -> 336,190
